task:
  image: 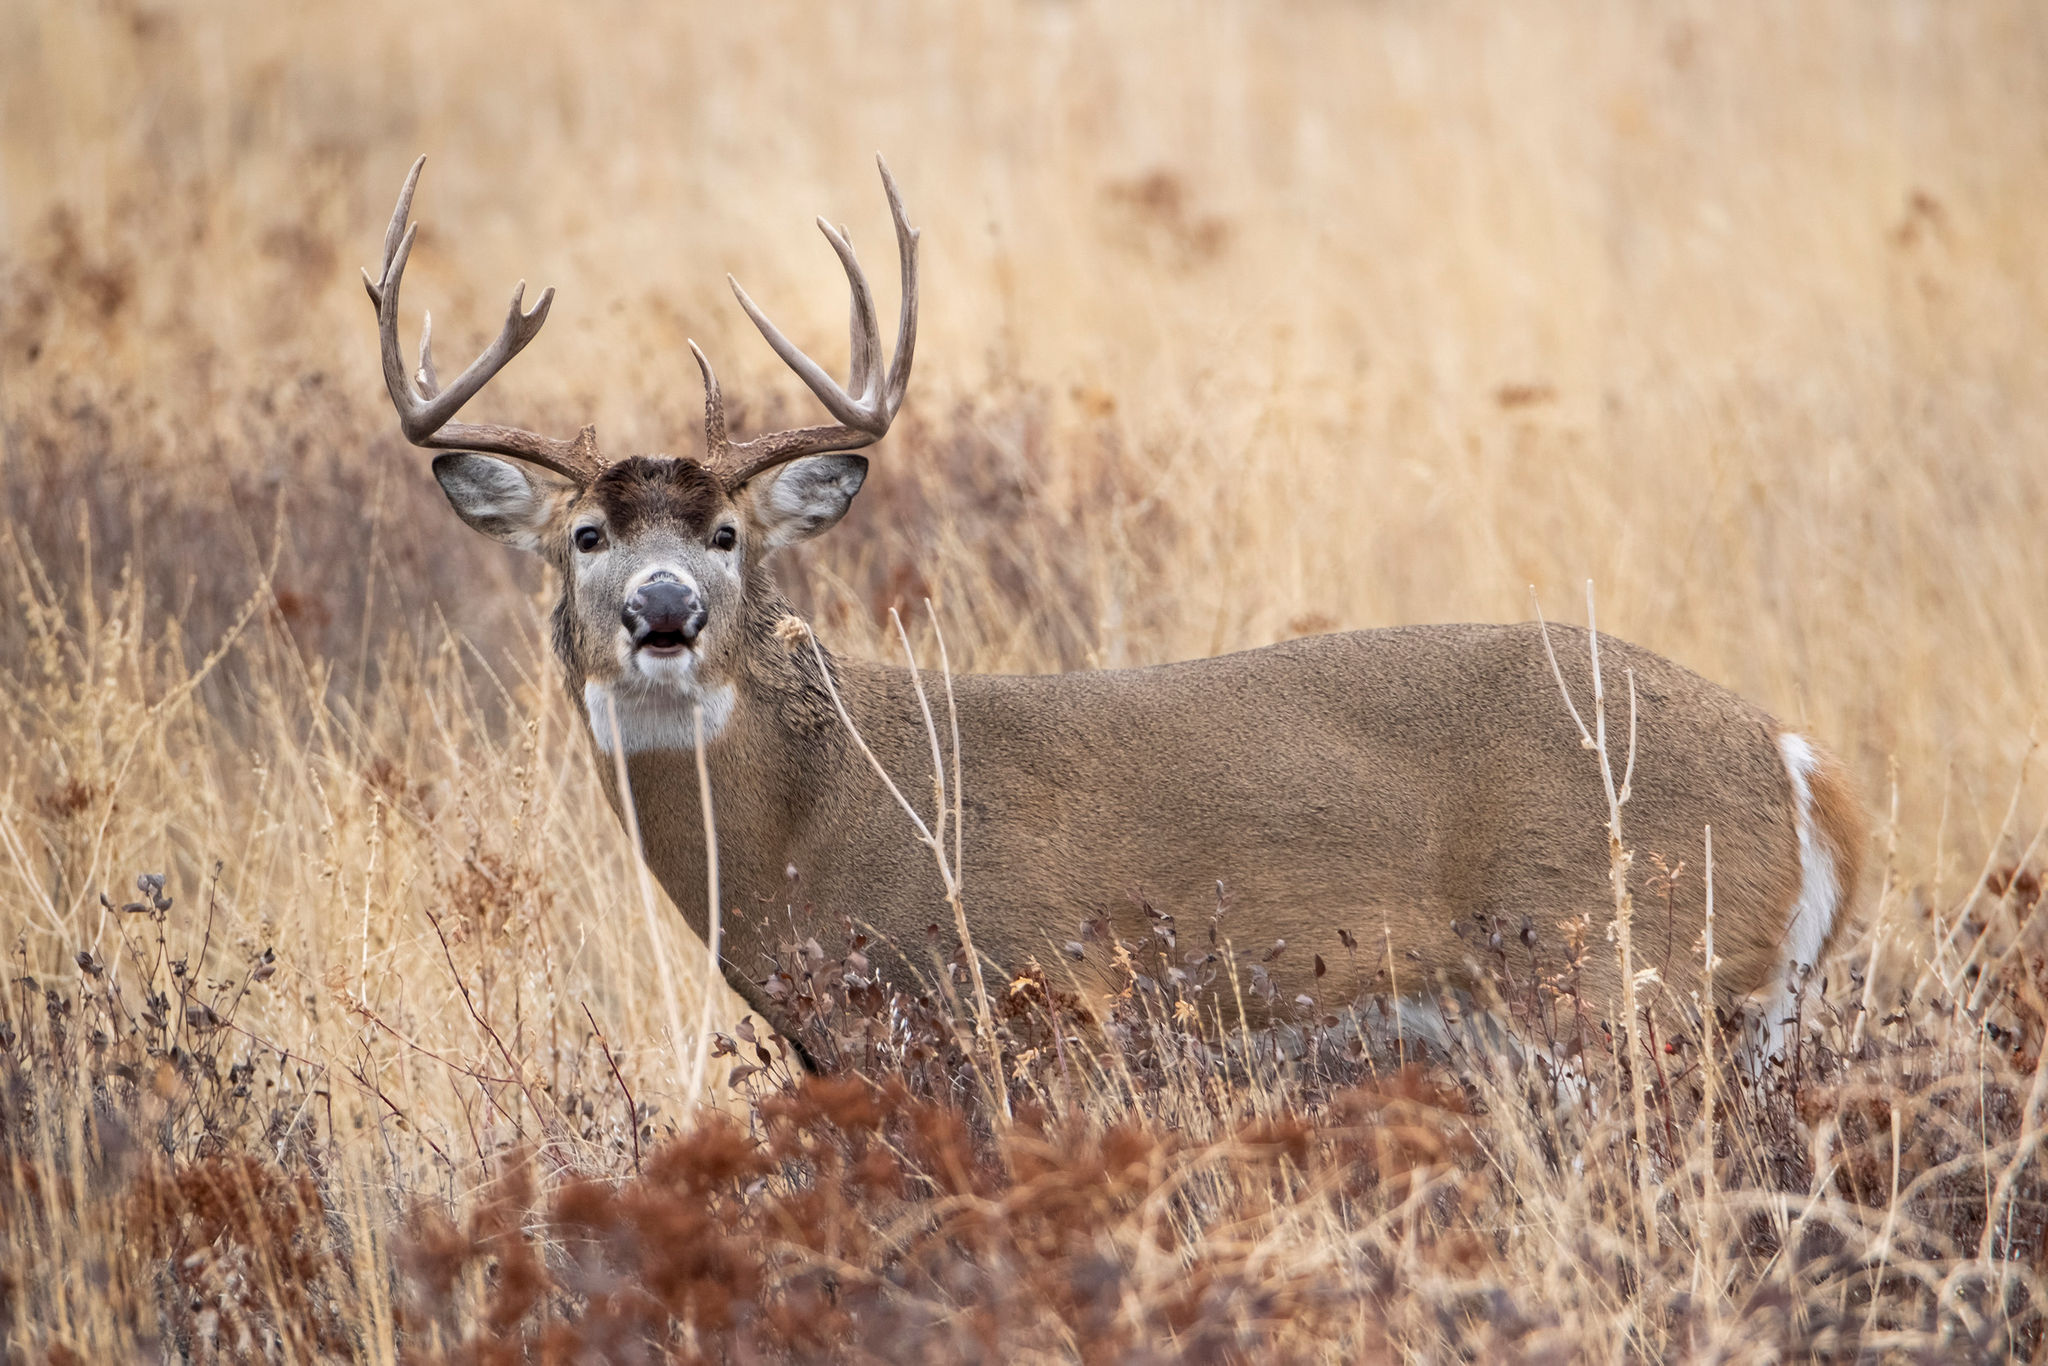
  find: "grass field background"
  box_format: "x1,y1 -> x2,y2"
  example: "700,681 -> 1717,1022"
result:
4,1 -> 2047,1359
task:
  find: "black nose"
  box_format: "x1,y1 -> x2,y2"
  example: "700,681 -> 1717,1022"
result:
622,579 -> 708,649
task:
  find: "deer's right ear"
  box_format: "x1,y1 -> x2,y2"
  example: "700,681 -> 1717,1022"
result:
432,453 -> 572,553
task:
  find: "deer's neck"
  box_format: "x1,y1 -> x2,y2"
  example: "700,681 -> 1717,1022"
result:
567,589 -> 829,760
578,600 -> 925,954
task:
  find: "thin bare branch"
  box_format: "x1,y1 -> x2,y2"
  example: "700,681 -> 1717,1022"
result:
1531,587 -> 1594,749
603,699 -> 694,1110
683,703 -> 725,1119
582,1001 -> 642,1174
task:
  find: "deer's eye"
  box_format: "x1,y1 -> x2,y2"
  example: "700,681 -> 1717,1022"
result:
573,526 -> 604,553
711,526 -> 737,551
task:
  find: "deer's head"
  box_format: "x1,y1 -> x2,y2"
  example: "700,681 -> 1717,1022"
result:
362,157 -> 917,747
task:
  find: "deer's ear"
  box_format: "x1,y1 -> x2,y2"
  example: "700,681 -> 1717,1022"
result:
746,455 -> 868,553
432,453 -> 572,553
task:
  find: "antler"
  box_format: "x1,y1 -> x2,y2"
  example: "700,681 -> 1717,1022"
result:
362,156 -> 604,484
691,155 -> 919,488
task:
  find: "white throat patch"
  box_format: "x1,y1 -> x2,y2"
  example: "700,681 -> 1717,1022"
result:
585,678 -> 735,755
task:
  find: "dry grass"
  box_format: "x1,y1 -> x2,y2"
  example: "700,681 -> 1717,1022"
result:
3,0 -> 2048,1360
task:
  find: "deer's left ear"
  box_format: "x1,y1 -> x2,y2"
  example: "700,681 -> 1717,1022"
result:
744,455 -> 869,553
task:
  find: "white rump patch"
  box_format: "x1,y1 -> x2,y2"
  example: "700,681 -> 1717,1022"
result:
585,679 -> 734,756
1751,732 -> 1840,1065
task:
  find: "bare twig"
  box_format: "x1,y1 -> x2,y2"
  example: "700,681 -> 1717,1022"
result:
1851,760 -> 1900,1053
800,612 -> 1007,1117
583,1001 -> 642,1174
603,699 -> 695,1113
683,703 -> 724,1119
421,901 -> 556,1140
1697,824 -> 1720,1310
1535,581 -> 1657,1254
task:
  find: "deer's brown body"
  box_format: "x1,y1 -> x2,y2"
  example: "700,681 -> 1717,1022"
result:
364,157 -> 1864,1063
604,613 -> 1862,1040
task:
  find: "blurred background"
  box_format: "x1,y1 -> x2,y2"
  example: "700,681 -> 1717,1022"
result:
2,0 -> 2045,1154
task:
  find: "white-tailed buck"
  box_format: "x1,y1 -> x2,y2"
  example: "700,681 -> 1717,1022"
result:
365,157 -> 1863,1065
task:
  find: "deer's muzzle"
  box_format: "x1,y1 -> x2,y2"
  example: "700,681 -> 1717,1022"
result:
622,576 -> 707,655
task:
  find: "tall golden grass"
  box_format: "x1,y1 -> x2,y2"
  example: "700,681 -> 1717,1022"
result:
3,0 -> 2047,1359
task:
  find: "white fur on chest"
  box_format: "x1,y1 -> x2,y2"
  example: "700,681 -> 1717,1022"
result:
584,679 -> 735,755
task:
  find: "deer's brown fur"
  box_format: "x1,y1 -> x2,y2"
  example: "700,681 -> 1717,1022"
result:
588,588 -> 1859,1041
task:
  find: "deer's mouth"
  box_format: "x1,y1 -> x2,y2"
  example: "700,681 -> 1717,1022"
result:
635,628 -> 693,658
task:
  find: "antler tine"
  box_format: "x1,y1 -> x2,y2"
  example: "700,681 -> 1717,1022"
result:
700,157 -> 920,488
417,312 -> 440,397
836,224 -> 880,404
396,279 -> 555,441
726,224 -> 882,432
362,156 -> 605,485
689,341 -> 729,458
877,155 -> 921,421
361,155 -> 425,313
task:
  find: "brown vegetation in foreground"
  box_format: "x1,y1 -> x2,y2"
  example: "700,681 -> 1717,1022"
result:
6,0 -> 2048,1360
5,838 -> 2048,1361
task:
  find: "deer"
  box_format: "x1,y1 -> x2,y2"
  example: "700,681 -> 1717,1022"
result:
363,156 -> 1864,1074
